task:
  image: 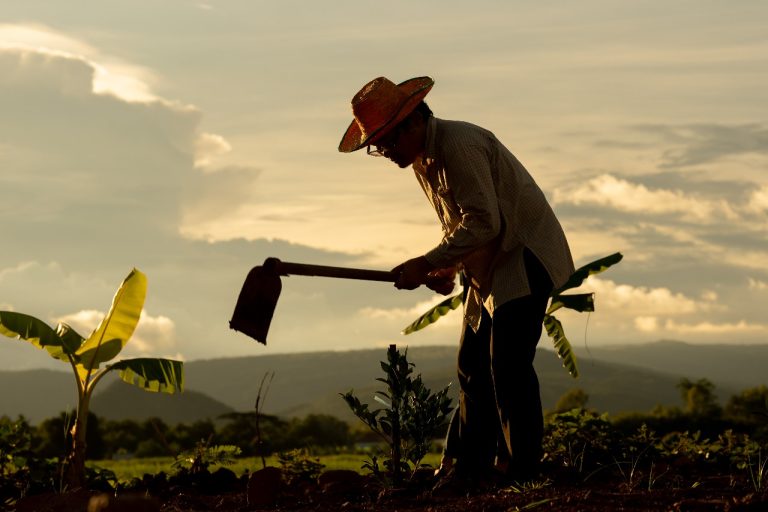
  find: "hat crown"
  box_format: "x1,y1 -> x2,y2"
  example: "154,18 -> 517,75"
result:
338,76 -> 433,153
350,77 -> 409,140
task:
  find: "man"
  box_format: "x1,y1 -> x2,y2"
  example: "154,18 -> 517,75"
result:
338,76 -> 575,484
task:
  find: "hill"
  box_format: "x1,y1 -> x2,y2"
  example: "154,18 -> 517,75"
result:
0,369 -> 77,423
575,340 -> 768,390
90,379 -> 235,425
275,346 -> 735,422
1,342 -> 764,425
0,370 -> 234,425
181,344 -> 748,421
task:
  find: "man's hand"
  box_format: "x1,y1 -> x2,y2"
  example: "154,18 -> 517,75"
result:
391,256 -> 435,290
426,267 -> 457,295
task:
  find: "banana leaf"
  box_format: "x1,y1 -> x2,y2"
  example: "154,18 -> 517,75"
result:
543,313 -> 579,378
76,268 -> 147,371
401,253 -> 622,379
547,293 -> 595,315
401,293 -> 463,335
107,358 -> 184,394
552,252 -> 623,295
0,312 -> 86,363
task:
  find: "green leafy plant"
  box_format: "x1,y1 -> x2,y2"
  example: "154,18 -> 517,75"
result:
609,424 -> 662,491
0,417 -> 60,505
543,409 -> 616,474
727,433 -> 768,492
172,437 -> 242,477
0,269 -> 184,489
341,344 -> 453,486
402,252 -> 623,378
277,448 -> 324,484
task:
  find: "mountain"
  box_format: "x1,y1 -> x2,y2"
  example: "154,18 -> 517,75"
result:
574,340 -> 768,390
0,370 -> 234,425
1,342 -> 764,425
0,369 -> 78,423
276,347 -> 737,422
181,344 -> 751,421
90,379 -> 235,425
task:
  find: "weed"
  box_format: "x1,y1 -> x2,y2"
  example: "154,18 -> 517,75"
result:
172,437 -> 241,476
277,448 -> 324,484
543,409 -> 615,474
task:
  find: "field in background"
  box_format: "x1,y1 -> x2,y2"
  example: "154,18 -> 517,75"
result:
89,453 -> 443,483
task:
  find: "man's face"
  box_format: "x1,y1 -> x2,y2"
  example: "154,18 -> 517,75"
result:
370,117 -> 423,168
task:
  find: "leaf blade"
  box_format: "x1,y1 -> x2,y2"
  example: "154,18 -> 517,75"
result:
547,293 -> 595,315
552,252 -> 623,295
401,293 -> 463,335
107,358 -> 184,394
543,313 -> 579,378
0,312 -> 63,349
76,268 -> 147,369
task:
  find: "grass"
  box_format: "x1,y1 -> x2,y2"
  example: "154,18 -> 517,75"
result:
89,453 -> 442,483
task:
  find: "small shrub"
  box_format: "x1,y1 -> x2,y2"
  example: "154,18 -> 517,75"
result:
277,448 -> 324,484
172,438 -> 241,477
543,409 -> 616,474
341,344 -> 452,486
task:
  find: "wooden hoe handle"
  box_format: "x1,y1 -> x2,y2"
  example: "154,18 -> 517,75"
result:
264,258 -> 397,283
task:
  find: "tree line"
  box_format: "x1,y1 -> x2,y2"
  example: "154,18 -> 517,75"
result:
5,411 -> 367,461
2,379 -> 765,463
552,380 -> 768,442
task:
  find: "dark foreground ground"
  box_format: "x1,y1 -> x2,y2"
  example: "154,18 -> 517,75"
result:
11,463 -> 768,512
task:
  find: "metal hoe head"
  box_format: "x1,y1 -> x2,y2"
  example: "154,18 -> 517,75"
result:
230,257 -> 397,345
229,261 -> 283,344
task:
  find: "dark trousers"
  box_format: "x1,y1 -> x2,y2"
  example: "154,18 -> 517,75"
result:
447,249 -> 552,477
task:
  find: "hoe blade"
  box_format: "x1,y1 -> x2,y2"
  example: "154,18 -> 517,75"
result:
229,266 -> 282,344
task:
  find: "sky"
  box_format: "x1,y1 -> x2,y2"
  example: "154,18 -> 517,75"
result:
0,0 -> 766,371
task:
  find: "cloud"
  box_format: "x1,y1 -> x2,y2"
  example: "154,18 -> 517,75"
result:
0,41 -> 242,261
360,294 -> 462,331
553,174 -> 737,222
194,132 -> 232,168
749,278 -> 768,291
649,124 -> 768,168
0,24 -> 160,103
632,316 -> 767,336
578,277 -> 706,316
131,313 -> 177,354
747,184 -> 768,215
180,165 -> 262,230
663,319 -> 766,335
634,316 -> 659,332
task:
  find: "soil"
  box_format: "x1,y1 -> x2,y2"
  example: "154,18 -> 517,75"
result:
10,464 -> 768,512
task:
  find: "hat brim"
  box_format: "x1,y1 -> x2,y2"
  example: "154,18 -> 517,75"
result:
338,76 -> 434,153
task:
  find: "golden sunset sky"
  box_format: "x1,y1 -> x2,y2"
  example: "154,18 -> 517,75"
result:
1,0 -> 766,369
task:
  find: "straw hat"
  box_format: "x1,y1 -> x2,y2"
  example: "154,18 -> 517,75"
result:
338,76 -> 434,153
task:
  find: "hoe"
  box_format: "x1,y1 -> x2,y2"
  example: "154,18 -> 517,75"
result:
230,257 -> 406,344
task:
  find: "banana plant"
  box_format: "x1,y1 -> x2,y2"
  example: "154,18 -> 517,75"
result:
0,269 -> 184,489
402,253 -> 623,378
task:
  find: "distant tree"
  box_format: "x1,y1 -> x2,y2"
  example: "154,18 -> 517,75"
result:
286,414 -> 352,450
34,412 -> 104,460
725,385 -> 768,439
553,388 -> 590,414
677,378 -> 721,417
170,420 -> 216,451
725,386 -> 768,419
217,411 -> 288,456
100,419 -> 143,458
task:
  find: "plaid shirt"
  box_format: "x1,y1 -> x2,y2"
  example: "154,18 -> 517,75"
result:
414,117 -> 575,331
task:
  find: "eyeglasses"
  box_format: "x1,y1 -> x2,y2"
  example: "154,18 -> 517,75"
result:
367,125 -> 402,157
